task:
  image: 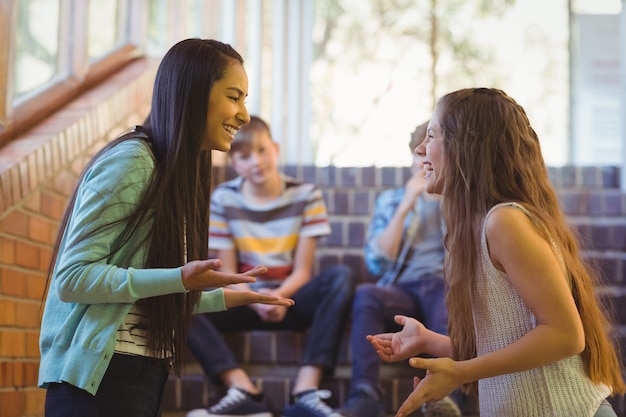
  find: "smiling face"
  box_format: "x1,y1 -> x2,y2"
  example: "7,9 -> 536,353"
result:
203,61 -> 250,151
416,106 -> 445,195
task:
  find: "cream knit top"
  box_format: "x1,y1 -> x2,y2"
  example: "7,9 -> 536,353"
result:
474,202 -> 610,416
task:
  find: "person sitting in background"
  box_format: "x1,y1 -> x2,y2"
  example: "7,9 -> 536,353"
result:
335,121 -> 463,417
186,115 -> 356,417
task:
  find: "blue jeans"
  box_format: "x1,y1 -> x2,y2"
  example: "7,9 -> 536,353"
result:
349,275 -> 448,397
188,265 -> 355,380
595,399 -> 617,417
45,353 -> 169,417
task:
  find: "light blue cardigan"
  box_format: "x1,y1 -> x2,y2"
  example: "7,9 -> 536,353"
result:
38,139 -> 226,395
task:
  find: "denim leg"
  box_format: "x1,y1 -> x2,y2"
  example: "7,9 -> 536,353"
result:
350,283 -> 418,396
291,265 -> 356,372
45,354 -> 169,417
399,276 -> 466,409
594,399 -> 618,417
187,311 -> 249,381
401,274 -> 448,336
189,266 -> 354,379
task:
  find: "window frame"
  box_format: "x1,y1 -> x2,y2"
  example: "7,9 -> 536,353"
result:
0,0 -> 143,147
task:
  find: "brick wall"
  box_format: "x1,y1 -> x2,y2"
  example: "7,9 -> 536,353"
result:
0,57 -> 625,416
0,59 -> 156,417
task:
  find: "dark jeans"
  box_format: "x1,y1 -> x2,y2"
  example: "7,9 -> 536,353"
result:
595,399 -> 617,417
45,353 -> 169,417
350,275 -> 448,397
188,264 -> 355,380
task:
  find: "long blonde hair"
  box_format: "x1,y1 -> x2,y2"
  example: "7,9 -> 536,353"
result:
438,88 -> 625,395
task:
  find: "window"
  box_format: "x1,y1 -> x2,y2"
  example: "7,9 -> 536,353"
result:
14,0 -> 64,104
0,0 -> 142,146
88,0 -> 126,61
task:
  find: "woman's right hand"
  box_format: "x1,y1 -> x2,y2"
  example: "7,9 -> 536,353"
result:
181,259 -> 266,290
367,315 -> 427,362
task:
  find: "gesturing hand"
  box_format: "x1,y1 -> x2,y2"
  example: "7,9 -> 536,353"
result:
395,357 -> 461,417
223,288 -> 295,309
250,288 -> 289,322
367,315 -> 428,362
181,259 -> 267,290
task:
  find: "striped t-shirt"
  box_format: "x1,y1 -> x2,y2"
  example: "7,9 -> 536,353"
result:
209,175 -> 331,283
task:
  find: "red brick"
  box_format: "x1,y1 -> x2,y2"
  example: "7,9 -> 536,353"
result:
9,167 -> 23,205
41,191 -> 67,220
1,210 -> 29,238
18,160 -> 31,197
0,180 -> 7,213
38,247 -> 52,273
12,361 -> 25,387
0,237 -> 16,264
0,299 -> 16,325
51,170 -> 78,197
26,274 -> 47,301
0,171 -> 12,211
27,154 -> 39,192
35,149 -> 46,190
15,301 -> 40,328
14,240 -> 40,270
25,332 -> 40,359
42,142 -> 54,178
0,361 -> 13,388
25,389 -> 45,416
48,140 -> 61,178
0,330 -> 26,357
23,361 -> 39,386
71,155 -> 90,176
28,216 -> 54,244
1,269 -> 27,297
0,390 -> 26,417
22,191 -> 41,213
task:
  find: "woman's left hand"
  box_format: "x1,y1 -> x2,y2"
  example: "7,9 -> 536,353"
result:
251,288 -> 289,322
395,357 -> 461,417
223,287 -> 294,309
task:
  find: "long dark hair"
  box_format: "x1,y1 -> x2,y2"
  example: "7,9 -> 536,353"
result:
45,39 -> 244,373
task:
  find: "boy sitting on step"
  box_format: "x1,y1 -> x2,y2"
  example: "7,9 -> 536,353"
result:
186,115 -> 356,417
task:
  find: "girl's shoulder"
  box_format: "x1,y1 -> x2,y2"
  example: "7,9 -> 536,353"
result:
487,202 -> 529,217
84,139 -> 155,192
93,139 -> 154,170
484,202 -> 537,243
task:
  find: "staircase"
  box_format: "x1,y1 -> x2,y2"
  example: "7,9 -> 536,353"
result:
161,164 -> 626,417
161,328 -> 480,416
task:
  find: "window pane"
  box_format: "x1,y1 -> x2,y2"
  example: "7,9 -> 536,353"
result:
571,0 -> 622,14
88,0 -> 122,60
146,0 -> 169,56
311,0 -> 570,166
187,0 -> 203,38
14,0 -> 62,102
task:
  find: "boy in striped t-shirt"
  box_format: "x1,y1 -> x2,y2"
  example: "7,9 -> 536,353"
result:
187,116 -> 356,417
